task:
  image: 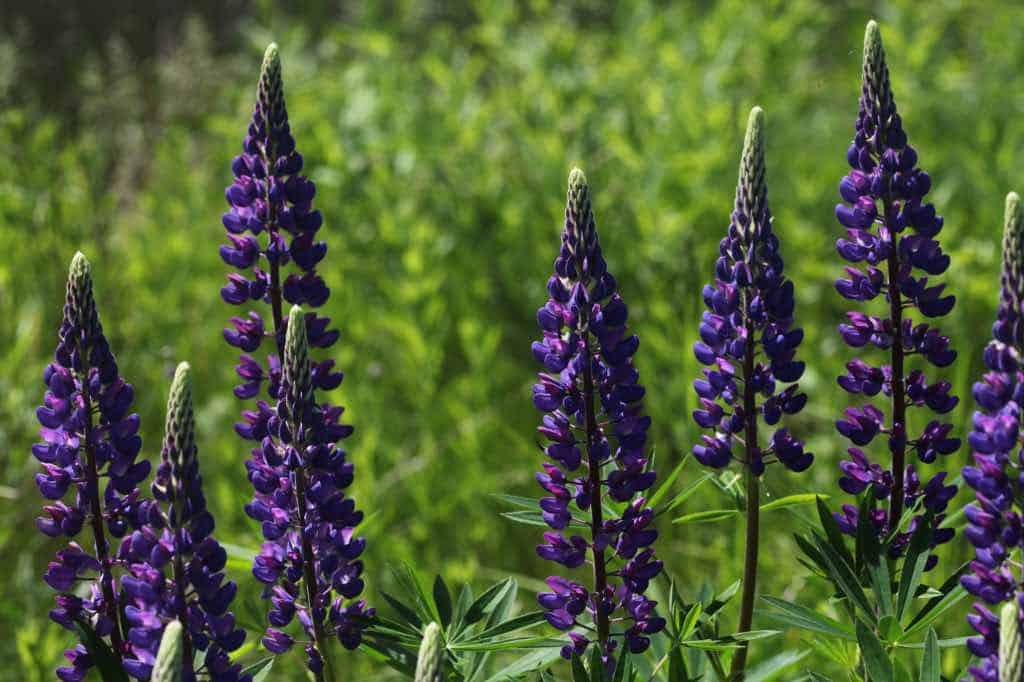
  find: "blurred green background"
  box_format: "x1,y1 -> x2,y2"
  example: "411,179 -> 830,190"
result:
2,0 -> 1023,679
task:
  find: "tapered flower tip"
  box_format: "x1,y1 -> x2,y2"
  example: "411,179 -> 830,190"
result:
862,20 -> 889,104
165,362 -> 195,471
283,305 -> 311,409
735,106 -> 768,232
864,20 -> 882,59
258,41 -> 284,114
743,106 -> 765,158
66,251 -> 96,330
414,622 -> 445,682
152,620 -> 184,682
999,600 -> 1023,681
286,305 -> 309,354
566,167 -> 595,248
1003,191 -> 1024,304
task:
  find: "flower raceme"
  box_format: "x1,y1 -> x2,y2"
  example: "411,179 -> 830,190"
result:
219,42 -> 371,678
832,20 -> 959,567
249,307 -> 372,678
690,106 -> 811,678
34,252 -> 153,680
116,363 -> 250,681
961,193 -> 1024,682
531,168 -> 665,675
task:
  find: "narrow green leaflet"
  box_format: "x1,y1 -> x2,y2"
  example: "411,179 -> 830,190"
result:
919,628 -> 939,682
760,494 -> 826,512
745,649 -> 811,682
758,596 -> 855,640
856,620 -> 894,682
433,575 -> 453,628
672,509 -> 740,524
895,523 -> 932,621
484,647 -> 562,681
648,455 -> 688,509
74,621 -> 129,682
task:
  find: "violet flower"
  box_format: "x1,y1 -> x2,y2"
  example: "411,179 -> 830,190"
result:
220,43 -> 370,679
531,168 -> 665,675
690,106 -> 812,677
34,252 -> 152,680
961,192 -> 1024,682
248,307 -> 372,680
832,20 -> 959,569
116,363 -> 250,681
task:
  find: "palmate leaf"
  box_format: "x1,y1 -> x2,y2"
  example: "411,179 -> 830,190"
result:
392,562 -> 441,625
901,563 -> 969,641
811,533 -> 875,620
360,634 -> 417,677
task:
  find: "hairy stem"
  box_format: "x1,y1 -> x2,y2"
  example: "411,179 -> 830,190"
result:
294,467 -> 333,682
730,317 -> 760,680
80,369 -> 126,657
884,198 -> 906,529
581,329 -> 609,649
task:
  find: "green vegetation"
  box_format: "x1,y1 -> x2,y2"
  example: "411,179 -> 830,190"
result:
2,1 -> 1022,678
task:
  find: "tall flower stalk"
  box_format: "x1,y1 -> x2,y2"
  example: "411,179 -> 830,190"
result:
531,168 -> 665,676
117,362 -> 249,681
34,252 -> 152,680
832,20 -> 958,568
961,192 -> 1024,682
220,43 -> 371,679
690,107 -> 812,678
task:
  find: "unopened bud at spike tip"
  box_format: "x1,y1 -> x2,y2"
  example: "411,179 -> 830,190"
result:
164,362 -> 195,475
152,621 -> 184,682
414,622 -> 445,682
1000,600 -> 1023,682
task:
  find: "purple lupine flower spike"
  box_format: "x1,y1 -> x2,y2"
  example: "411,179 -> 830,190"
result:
690,106 -> 811,677
222,44 -> 370,679
117,363 -> 250,681
34,252 -> 153,680
249,307 -> 371,680
961,192 -> 1024,682
531,169 -> 665,674
832,20 -> 959,569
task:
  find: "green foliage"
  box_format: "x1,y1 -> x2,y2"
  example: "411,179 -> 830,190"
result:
2,0 -> 1023,678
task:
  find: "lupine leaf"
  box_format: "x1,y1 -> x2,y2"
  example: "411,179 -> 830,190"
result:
464,579 -> 514,626
760,494 -> 825,512
451,584 -> 474,637
815,497 -> 855,567
812,535 -> 875,619
484,647 -> 562,681
74,621 -> 130,682
855,620 -> 893,682
895,522 -> 932,621
672,509 -> 740,524
919,628 -> 939,682
648,455 -> 689,510
571,653 -> 589,682
392,562 -> 440,625
745,649 -> 811,682
463,612 -> 547,643
381,590 -> 424,630
758,596 -> 855,640
680,602 -> 702,639
433,575 -> 453,628
661,473 -> 714,514
902,566 -> 968,640
449,637 -> 563,652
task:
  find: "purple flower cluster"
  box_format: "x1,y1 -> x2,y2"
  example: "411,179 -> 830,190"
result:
116,363 -> 250,681
249,307 -> 372,676
34,253 -> 153,680
831,21 -> 959,566
961,193 -> 1024,682
690,106 -> 811,476
219,44 -> 371,677
531,168 -> 665,673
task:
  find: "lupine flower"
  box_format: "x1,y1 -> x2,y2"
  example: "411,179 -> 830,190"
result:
531,168 -> 665,674
690,106 -> 811,676
962,193 -> 1024,682
832,20 -> 959,569
117,363 -> 249,681
220,43 -> 371,678
33,252 -> 152,680
248,307 -> 372,678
